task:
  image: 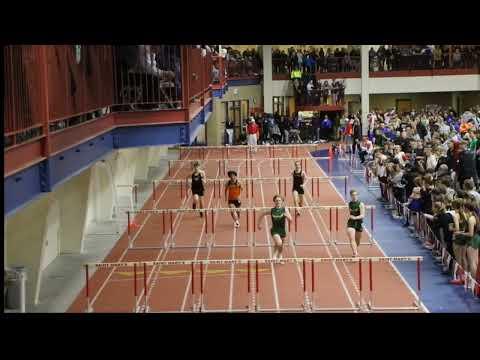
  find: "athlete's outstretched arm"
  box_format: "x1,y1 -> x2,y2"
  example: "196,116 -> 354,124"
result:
284,207 -> 293,222
257,210 -> 270,230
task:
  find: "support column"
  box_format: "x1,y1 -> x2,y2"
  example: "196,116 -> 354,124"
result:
361,45 -> 370,136
262,45 -> 273,114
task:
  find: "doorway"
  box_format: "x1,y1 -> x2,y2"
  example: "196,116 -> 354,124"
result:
396,99 -> 412,114
224,99 -> 250,143
273,96 -> 292,116
348,101 -> 360,115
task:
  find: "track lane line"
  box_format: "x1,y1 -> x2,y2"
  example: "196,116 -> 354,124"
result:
89,151 -> 191,308
313,154 -> 428,312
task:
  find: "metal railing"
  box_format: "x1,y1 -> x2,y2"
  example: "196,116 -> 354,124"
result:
226,56 -> 262,78
273,56 -> 361,75
112,45 -> 182,111
4,45 -> 216,154
369,50 -> 480,72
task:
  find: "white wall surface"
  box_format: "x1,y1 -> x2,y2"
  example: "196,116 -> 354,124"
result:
41,199 -> 60,272
272,75 -> 480,96
272,80 -> 294,97
370,75 -> 480,94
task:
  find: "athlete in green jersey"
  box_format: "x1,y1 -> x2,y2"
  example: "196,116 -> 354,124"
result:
346,189 -> 365,257
257,195 -> 293,262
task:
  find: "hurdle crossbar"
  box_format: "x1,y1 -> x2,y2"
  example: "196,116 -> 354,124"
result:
178,144 -> 324,150
85,256 -> 423,313
126,205 -> 376,214
153,175 -> 347,184
170,156 -> 330,163
87,256 -> 422,268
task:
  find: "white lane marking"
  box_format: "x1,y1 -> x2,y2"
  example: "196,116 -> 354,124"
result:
312,152 -> 428,312
179,161 -> 220,312
259,164 -> 280,311
89,152 -> 190,308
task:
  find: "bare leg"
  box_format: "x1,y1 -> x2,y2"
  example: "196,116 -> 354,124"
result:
272,234 -> 283,260
298,194 -> 304,207
355,231 -> 362,250
293,190 -> 300,215
193,194 -> 199,208
347,227 -> 358,256
229,203 -> 240,226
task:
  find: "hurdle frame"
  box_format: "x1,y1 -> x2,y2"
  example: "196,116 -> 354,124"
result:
85,255 -> 424,313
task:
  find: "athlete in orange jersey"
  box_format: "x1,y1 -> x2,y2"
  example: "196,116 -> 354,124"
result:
225,170 -> 243,228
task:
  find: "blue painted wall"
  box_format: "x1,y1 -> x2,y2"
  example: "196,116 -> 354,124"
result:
113,123 -> 188,149
227,78 -> 260,86
4,163 -> 45,216
49,132 -> 114,189
4,102 -> 214,217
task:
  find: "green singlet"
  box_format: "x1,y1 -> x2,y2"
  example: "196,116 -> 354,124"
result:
454,214 -> 471,246
270,207 -> 287,238
347,201 -> 363,232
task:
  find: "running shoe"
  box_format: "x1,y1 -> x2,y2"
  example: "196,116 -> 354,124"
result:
449,278 -> 465,285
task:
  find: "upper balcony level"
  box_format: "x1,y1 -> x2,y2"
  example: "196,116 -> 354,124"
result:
4,45 -> 216,177
272,45 -> 480,80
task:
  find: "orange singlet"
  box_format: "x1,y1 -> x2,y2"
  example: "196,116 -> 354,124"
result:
227,180 -> 242,200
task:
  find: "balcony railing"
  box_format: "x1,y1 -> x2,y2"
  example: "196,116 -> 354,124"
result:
4,45 -> 215,176
112,45 -> 182,112
273,56 -> 361,77
4,46 -> 47,149
226,57 -> 262,79
369,50 -> 480,72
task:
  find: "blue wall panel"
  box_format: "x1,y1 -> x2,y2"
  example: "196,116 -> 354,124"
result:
5,103 -> 214,217
49,132 -> 115,189
4,162 -> 44,216
227,79 -> 260,86
113,124 -> 187,149
190,110 -> 204,144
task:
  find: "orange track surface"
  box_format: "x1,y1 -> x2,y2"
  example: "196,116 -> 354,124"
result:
68,145 -> 422,313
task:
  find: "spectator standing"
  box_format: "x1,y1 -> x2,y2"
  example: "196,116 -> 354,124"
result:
246,117 -> 259,152
458,141 -> 478,188
321,115 -> 333,142
225,118 -> 234,145
359,135 -> 373,163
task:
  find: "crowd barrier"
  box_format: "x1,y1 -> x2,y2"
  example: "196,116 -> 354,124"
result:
84,255 -> 422,313
380,182 -> 480,298
334,144 -> 479,299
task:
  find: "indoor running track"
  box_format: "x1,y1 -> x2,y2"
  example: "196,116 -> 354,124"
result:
68,145 -> 423,313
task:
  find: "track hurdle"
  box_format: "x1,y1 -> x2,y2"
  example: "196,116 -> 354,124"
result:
179,144 -> 323,160
125,205 -> 376,250
365,257 -> 423,312
85,256 -> 423,313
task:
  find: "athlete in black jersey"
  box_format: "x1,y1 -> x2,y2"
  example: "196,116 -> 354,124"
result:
292,161 -> 307,216
190,161 -> 206,217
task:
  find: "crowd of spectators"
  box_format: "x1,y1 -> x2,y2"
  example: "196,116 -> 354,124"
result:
351,105 -> 480,291
222,47 -> 262,78
273,46 -> 361,75
292,74 -> 346,106
226,111 -> 346,146
369,45 -> 480,72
